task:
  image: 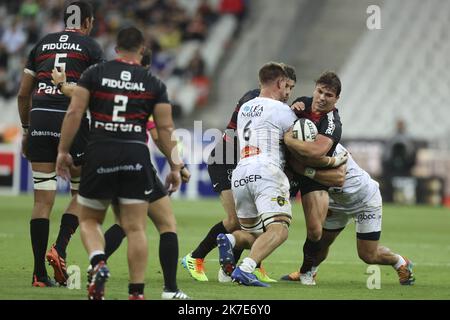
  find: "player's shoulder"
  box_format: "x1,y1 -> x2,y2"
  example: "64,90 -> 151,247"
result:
238,88 -> 260,106
326,107 -> 342,124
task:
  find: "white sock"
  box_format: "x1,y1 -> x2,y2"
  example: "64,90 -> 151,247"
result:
89,250 -> 105,261
240,257 -> 257,273
311,266 -> 319,274
393,254 -> 406,270
225,234 -> 236,248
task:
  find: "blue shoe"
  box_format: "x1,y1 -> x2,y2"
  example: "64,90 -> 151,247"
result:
216,233 -> 235,276
231,267 -> 270,287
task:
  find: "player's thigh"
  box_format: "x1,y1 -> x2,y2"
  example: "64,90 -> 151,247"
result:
231,166 -> 258,220
147,195 -> 176,233
117,201 -> 148,234
354,191 -> 382,241
78,203 -> 108,225
27,111 -> 60,163
302,190 -> 329,226
254,166 -> 292,230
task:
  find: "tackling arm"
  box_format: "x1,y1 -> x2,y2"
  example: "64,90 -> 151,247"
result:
288,157 -> 346,187
284,131 -> 346,168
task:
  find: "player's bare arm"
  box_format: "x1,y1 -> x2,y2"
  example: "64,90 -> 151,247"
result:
51,68 -> 76,97
56,86 -> 90,180
17,72 -> 36,157
284,131 -> 347,168
288,158 -> 346,187
285,131 -> 333,158
153,102 -> 183,192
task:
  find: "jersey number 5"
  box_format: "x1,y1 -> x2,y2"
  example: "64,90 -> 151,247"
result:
54,53 -> 67,70
112,95 -> 128,122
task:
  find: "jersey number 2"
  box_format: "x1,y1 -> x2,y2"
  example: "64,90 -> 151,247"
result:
112,95 -> 128,122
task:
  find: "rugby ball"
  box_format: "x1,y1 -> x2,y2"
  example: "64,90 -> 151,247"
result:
292,118 -> 318,141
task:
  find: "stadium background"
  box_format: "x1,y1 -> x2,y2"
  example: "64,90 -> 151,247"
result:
0,0 -> 449,300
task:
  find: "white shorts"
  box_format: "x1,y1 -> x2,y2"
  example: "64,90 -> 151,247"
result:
324,190 -> 382,234
232,162 -> 292,220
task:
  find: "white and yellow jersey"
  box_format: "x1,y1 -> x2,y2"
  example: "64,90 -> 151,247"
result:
236,97 -> 297,170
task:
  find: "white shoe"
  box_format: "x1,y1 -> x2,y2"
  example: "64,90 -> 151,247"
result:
218,268 -> 232,283
300,271 -> 316,286
161,289 -> 191,300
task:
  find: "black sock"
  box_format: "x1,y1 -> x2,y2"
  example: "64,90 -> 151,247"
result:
90,254 -> 107,269
300,238 -> 321,273
54,213 -> 78,259
129,283 -> 145,295
233,248 -> 244,264
104,224 -> 126,259
191,221 -> 227,259
30,218 -> 49,278
160,232 -> 178,292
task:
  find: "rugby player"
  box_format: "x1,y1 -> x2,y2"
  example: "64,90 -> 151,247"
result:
284,72 -> 344,285
53,49 -> 191,299
215,63 -> 346,287
56,27 -> 186,300
17,1 -> 103,287
281,144 -> 415,286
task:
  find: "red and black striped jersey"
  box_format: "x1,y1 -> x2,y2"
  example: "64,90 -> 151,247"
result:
77,59 -> 170,144
25,29 -> 103,111
209,88 -> 260,165
225,88 -> 260,130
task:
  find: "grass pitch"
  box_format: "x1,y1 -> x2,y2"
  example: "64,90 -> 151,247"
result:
0,195 -> 449,300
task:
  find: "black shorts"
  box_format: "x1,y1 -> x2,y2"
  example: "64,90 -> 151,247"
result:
207,162 -> 236,193
27,110 -> 89,166
79,142 -> 165,201
289,173 -> 329,197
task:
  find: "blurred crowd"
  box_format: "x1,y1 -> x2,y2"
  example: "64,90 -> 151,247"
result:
0,0 -> 248,102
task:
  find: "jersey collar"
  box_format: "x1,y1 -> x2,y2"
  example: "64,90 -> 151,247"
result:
115,58 -> 141,66
64,28 -> 83,34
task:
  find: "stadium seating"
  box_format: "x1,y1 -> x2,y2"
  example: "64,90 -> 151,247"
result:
338,0 -> 450,140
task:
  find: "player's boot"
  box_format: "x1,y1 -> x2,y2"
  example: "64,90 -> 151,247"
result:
299,271 -> 317,286
254,265 -> 277,283
161,289 -> 191,300
181,253 -> 208,281
86,265 -> 93,290
216,233 -> 235,276
32,274 -> 57,287
46,244 -> 69,286
129,293 -> 145,300
87,261 -> 110,300
280,271 -> 300,281
397,257 -> 415,285
218,268 -> 232,283
231,266 -> 270,287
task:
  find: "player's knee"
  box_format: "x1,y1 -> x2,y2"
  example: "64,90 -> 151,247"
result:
358,250 -> 378,264
224,215 -> 240,231
306,226 -> 322,241
33,171 -> 57,191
